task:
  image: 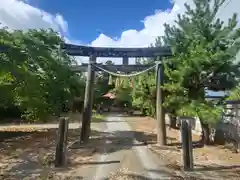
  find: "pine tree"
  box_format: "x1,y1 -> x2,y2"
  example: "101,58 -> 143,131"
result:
163,0 -> 240,144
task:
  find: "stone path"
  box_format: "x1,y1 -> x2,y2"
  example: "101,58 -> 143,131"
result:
90,114 -> 173,180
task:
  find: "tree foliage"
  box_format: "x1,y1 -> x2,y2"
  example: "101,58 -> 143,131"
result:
0,28 -> 85,121
132,69 -> 156,116
163,0 -> 240,125
112,77 -> 133,107
93,60 -> 115,107
227,86 -> 240,100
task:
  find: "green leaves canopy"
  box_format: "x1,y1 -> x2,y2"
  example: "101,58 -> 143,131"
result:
162,0 -> 240,123
0,28 -> 84,121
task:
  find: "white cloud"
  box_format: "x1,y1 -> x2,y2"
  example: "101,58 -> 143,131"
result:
88,0 -> 239,64
0,0 -> 68,34
0,0 -> 239,65
91,9 -> 174,48
92,0 -> 240,48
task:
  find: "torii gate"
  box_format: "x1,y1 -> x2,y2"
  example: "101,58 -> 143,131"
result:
63,43 -> 172,145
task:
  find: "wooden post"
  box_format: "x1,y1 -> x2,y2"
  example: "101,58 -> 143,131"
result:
181,118 -> 194,171
80,55 -> 96,143
55,117 -> 69,167
156,61 -> 167,145
188,120 -> 194,170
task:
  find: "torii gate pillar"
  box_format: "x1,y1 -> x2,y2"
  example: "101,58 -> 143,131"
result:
156,61 -> 167,145
80,55 -> 96,143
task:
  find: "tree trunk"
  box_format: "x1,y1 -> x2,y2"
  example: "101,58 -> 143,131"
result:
170,114 -> 178,129
199,119 -> 211,145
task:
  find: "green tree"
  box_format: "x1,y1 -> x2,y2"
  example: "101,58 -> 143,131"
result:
132,71 -> 156,116
162,0 -> 240,144
0,27 -> 85,121
131,44 -> 160,117
93,60 -> 115,109
112,77 -> 133,108
227,86 -> 240,100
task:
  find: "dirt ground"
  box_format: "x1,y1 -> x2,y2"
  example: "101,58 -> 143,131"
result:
1,113 -> 240,180
125,116 -> 240,180
0,113 -> 108,180
0,128 -> 109,180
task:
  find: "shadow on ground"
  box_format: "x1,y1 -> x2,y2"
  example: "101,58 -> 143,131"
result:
69,130 -> 147,154
133,131 -> 178,145
194,164 -> 240,171
168,140 -> 204,149
1,128 -> 141,179
0,128 -> 84,179
1,125 -> 240,180
0,131 -> 35,142
69,129 -> 201,156
108,169 -> 186,180
112,165 -> 240,180
190,164 -> 240,179
88,130 -> 240,179
113,112 -> 146,117
0,129 -> 57,179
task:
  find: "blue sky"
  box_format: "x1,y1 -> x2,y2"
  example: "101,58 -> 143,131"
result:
28,0 -> 172,44
1,0 -> 237,49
